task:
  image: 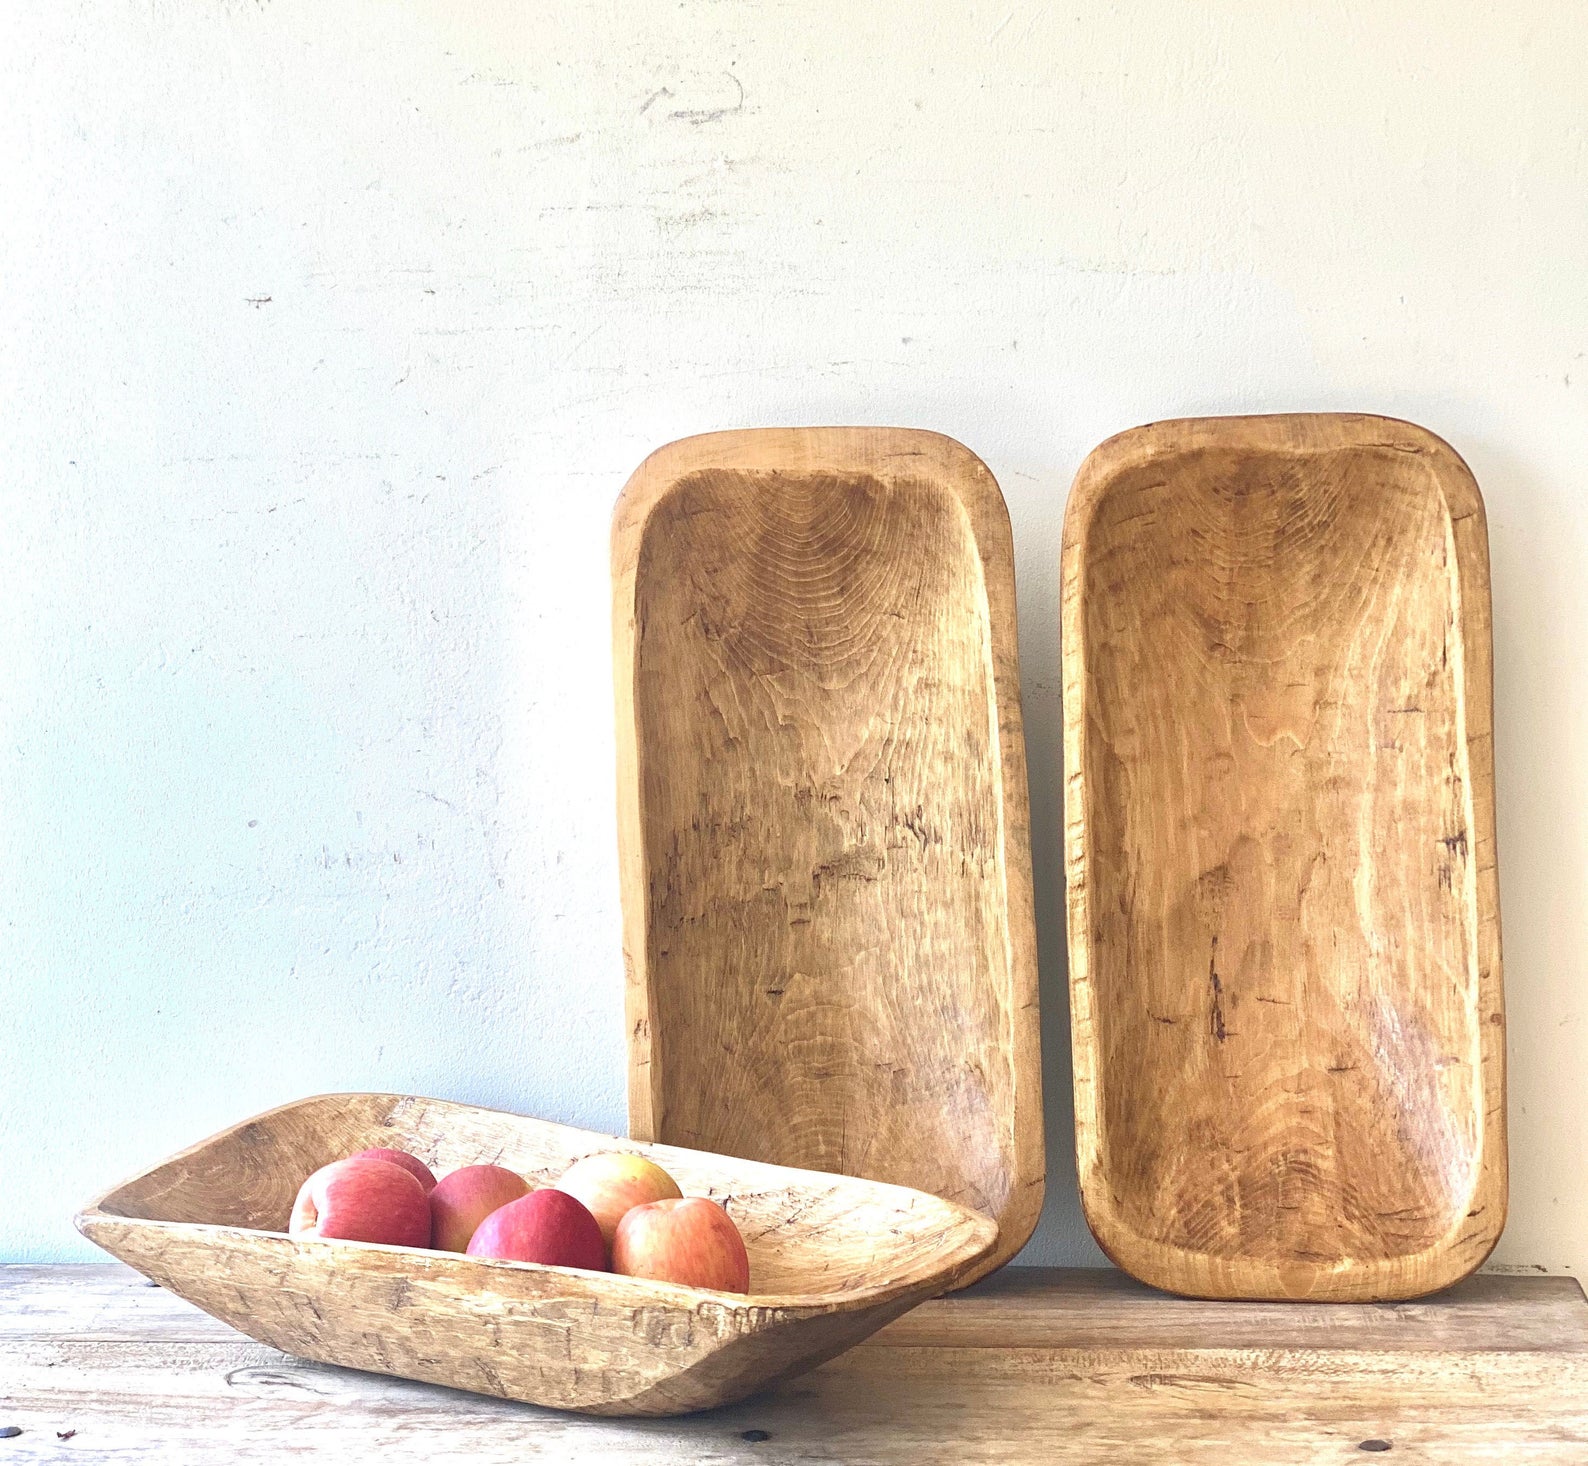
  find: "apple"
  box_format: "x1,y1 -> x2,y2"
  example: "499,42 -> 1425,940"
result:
288,1156 -> 429,1247
350,1147 -> 437,1193
428,1164 -> 530,1253
611,1197 -> 750,1293
465,1188 -> 605,1271
555,1153 -> 682,1253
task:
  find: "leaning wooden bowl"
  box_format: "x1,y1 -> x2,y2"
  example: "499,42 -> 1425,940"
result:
1062,414 -> 1506,1302
613,428 -> 1044,1287
75,1092 -> 997,1416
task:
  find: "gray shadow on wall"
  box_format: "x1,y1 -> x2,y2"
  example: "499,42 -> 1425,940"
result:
1004,466 -> 1110,1268
1450,432 -> 1585,1274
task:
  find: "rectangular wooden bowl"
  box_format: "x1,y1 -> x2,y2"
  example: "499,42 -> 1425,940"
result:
612,427 -> 1043,1287
1061,413 -> 1506,1302
75,1092 -> 996,1416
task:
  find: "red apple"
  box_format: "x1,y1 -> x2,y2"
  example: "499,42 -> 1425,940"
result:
611,1197 -> 750,1293
288,1157 -> 429,1247
428,1165 -> 530,1253
350,1147 -> 437,1193
465,1189 -> 605,1271
555,1153 -> 682,1253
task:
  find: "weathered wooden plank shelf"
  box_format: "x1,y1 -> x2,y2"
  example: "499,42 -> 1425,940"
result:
5,1264 -> 1585,1463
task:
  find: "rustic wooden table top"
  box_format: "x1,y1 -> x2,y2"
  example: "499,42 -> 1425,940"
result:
5,1264 -> 1585,1463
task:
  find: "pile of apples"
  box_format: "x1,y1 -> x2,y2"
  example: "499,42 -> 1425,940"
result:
287,1146 -> 750,1293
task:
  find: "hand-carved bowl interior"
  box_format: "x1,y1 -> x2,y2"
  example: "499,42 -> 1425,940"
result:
76,1092 -> 996,1415
613,428 -> 1043,1287
1062,414 -> 1506,1302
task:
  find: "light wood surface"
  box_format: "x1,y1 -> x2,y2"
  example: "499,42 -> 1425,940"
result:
1062,413 -> 1506,1302
613,428 -> 1042,1285
72,1093 -> 994,1416
7,1265 -> 1585,1464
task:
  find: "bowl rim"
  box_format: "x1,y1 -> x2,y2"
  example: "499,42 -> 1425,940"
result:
77,1091 -> 1001,1314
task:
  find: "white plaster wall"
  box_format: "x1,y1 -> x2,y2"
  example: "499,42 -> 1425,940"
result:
3,1 -> 1584,1272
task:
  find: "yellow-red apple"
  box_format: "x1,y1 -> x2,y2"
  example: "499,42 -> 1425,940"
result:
288,1157 -> 429,1247
465,1189 -> 605,1271
555,1153 -> 682,1253
351,1147 -> 437,1193
611,1197 -> 750,1293
428,1164 -> 529,1253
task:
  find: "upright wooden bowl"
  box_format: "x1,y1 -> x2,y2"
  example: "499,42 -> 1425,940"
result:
1062,413 -> 1506,1301
613,428 -> 1043,1286
75,1093 -> 996,1416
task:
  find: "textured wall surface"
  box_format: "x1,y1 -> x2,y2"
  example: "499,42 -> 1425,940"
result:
3,1 -> 1584,1272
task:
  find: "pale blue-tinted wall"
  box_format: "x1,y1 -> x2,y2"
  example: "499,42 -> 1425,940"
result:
4,1 -> 1584,1273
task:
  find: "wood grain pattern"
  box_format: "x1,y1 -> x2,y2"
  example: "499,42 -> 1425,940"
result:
874,1264 -> 1587,1353
1062,414 -> 1506,1302
614,428 -> 1042,1285
72,1093 -> 995,1416
9,1265 -> 1586,1464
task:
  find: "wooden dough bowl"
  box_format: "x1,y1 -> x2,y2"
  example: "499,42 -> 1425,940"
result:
613,428 -> 1043,1287
75,1093 -> 996,1416
1062,414 -> 1506,1302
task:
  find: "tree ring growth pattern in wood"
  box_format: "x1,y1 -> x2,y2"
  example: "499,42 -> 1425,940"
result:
614,428 -> 1042,1286
1061,413 -> 1505,1302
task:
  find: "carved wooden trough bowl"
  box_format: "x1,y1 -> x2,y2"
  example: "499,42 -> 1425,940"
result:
1061,414 -> 1506,1302
612,428 -> 1044,1288
76,1092 -> 996,1416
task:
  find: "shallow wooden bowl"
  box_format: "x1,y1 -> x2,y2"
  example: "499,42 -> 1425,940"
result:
1062,414 -> 1506,1302
613,428 -> 1043,1286
75,1092 -> 996,1416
